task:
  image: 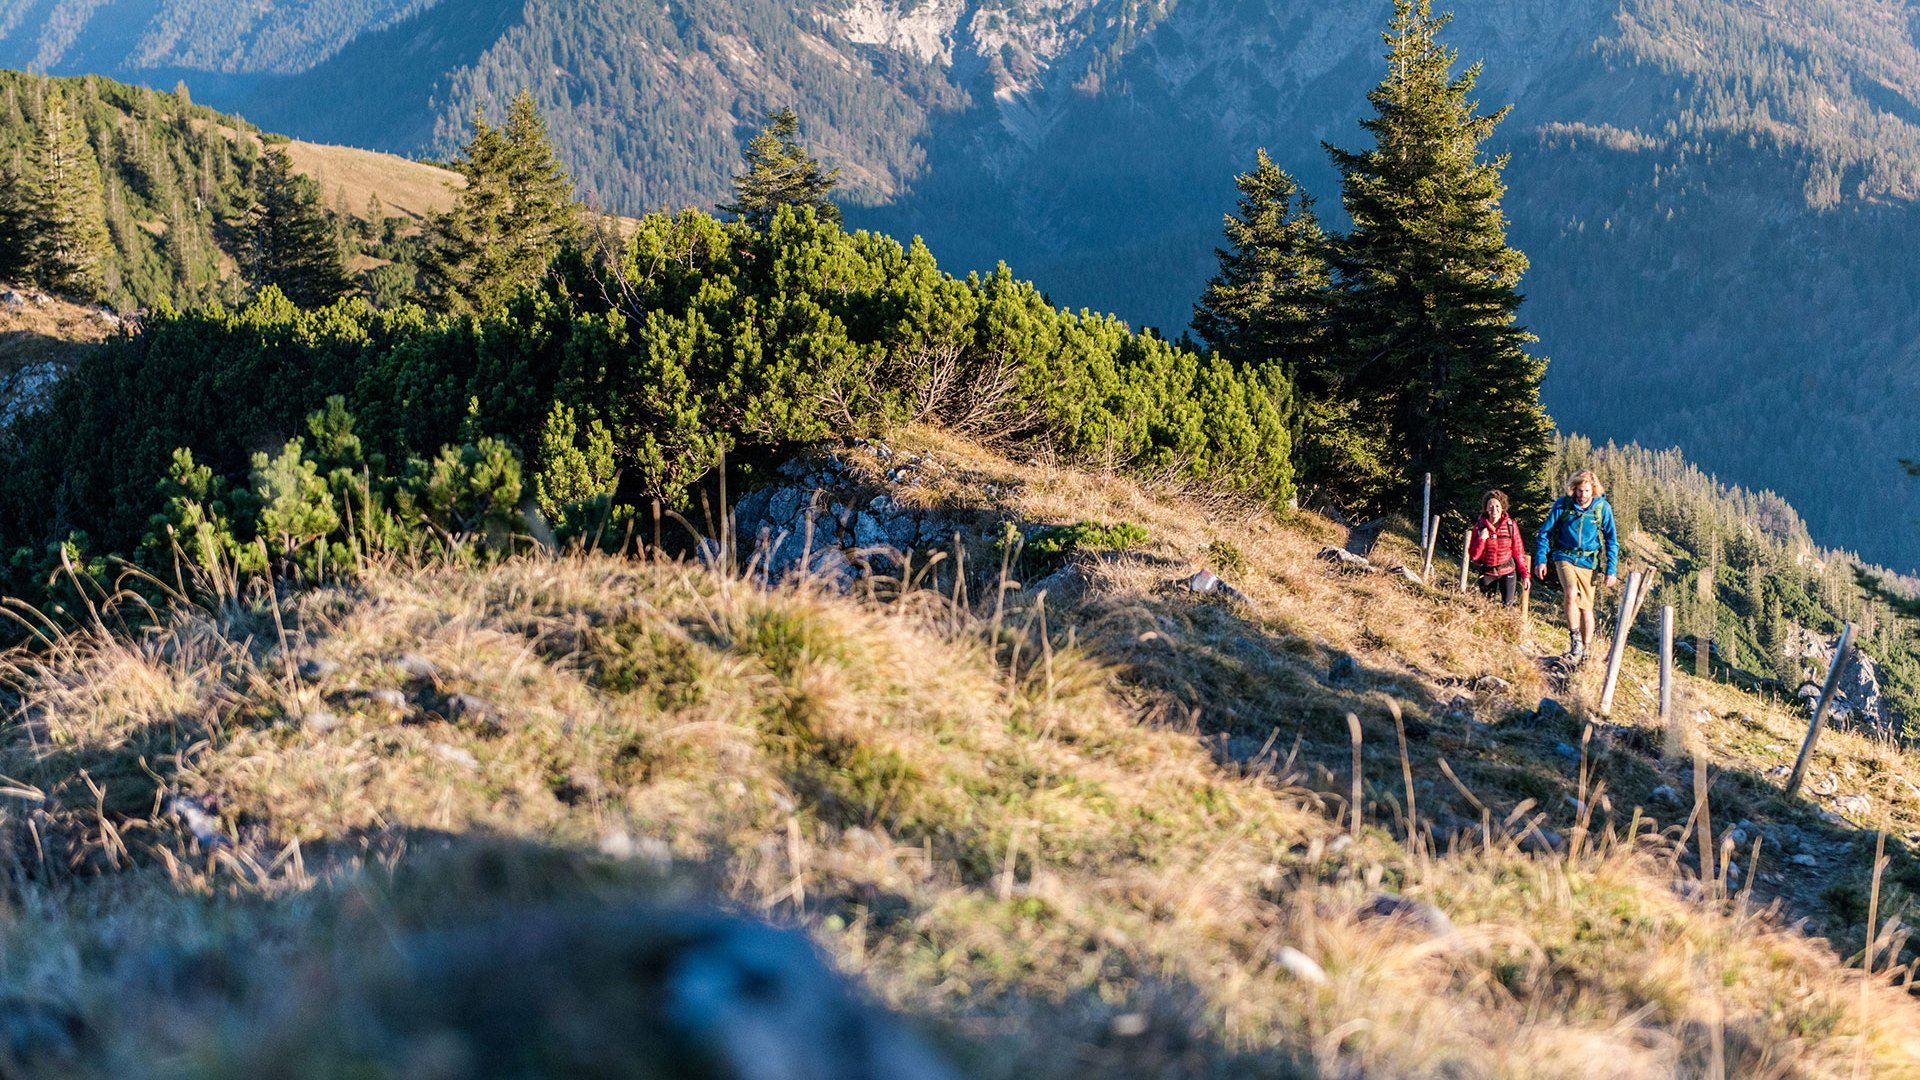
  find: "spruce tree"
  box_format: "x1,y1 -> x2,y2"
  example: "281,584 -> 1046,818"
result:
243,147 -> 352,309
1324,0 -> 1554,522
27,88 -> 111,300
425,89 -> 583,315
721,108 -> 840,231
1193,149 -> 1327,371
1193,149 -> 1396,510
0,161 -> 31,281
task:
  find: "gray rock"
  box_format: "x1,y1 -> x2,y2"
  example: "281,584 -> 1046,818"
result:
801,546 -> 857,592
884,514 -> 919,548
1390,565 -> 1424,586
1535,697 -> 1572,728
448,694 -> 504,732
302,710 -> 345,734
1791,853 -> 1820,867
1317,546 -> 1374,572
733,489 -> 772,533
1357,893 -> 1455,939
298,658 -> 340,682
432,743 -> 480,771
768,488 -> 802,527
1650,784 -> 1682,806
853,512 -> 887,549
1520,826 -> 1564,853
1834,794 -> 1872,818
1552,741 -> 1580,763
396,654 -> 441,682
359,688 -> 410,711
917,518 -> 958,548
1214,734 -> 1272,766
369,908 -> 962,1080
1328,654 -> 1358,685
1187,569 -> 1249,604
164,793 -> 230,849
1273,946 -> 1328,985
1472,675 -> 1512,694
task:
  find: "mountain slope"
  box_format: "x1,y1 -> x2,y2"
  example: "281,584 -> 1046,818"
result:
6,428 -> 1920,1076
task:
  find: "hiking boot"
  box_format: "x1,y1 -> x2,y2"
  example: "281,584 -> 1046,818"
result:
1567,638 -> 1587,665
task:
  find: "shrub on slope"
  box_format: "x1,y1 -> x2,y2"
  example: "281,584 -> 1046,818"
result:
0,208 -> 1292,594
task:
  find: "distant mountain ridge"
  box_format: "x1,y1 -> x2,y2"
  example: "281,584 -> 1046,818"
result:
3,0 -> 1918,571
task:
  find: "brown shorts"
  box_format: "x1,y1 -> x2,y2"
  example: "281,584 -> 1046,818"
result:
1555,561 -> 1595,614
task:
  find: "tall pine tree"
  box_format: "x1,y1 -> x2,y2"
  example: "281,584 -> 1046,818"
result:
1324,0 -> 1553,522
721,108 -> 840,231
1193,149 -> 1396,511
425,89 -> 583,315
1193,149 -> 1327,371
243,147 -> 352,309
27,87 -> 111,301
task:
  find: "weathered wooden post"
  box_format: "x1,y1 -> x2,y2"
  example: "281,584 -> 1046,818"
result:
1660,605 -> 1682,760
1421,518 -> 1440,583
1458,528 -> 1472,592
1784,622 -> 1857,799
1658,604 -> 1674,719
1598,570 -> 1644,717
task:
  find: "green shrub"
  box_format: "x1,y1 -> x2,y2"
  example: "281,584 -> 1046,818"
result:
1009,520 -> 1150,573
0,207 -> 1296,606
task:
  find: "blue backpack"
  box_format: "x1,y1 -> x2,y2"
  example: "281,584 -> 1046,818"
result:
1552,496 -> 1606,556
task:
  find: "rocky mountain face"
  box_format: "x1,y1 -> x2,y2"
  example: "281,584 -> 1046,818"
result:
3,0 -> 1917,570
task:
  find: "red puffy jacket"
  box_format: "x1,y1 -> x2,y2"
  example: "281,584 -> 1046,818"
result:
1468,513 -> 1531,578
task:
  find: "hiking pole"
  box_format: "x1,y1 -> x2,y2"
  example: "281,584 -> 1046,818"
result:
1784,622 -> 1856,799
1598,570 -> 1643,717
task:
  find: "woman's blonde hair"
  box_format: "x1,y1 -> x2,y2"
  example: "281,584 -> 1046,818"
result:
1568,469 -> 1604,497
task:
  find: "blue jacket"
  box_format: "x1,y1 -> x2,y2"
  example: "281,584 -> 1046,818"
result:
1535,494 -> 1618,575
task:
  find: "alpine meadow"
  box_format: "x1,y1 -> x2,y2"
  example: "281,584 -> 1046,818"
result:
0,1 -> 1918,1077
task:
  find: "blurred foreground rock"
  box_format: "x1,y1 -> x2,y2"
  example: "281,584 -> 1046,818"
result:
262,906 -> 962,1080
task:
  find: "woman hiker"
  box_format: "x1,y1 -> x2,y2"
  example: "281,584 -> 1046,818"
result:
1468,489 -> 1529,607
1533,469 -> 1618,663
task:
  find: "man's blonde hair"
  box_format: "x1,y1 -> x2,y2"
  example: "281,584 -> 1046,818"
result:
1568,469 -> 1605,497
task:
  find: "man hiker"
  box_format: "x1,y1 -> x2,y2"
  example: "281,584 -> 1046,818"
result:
1534,469 -> 1618,663
1468,489 -> 1529,607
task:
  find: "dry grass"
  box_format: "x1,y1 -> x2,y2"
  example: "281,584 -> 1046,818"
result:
0,433 -> 1918,1075
0,286 -> 116,368
284,139 -> 463,222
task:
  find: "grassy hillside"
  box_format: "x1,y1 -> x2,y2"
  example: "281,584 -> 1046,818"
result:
0,69 -> 463,313
4,426 -> 1920,1076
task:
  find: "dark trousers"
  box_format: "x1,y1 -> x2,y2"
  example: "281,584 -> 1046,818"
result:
1477,571 -> 1518,606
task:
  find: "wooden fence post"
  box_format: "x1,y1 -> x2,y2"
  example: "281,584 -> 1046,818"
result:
1598,570 -> 1644,717
1784,622 -> 1857,799
1660,605 -> 1681,760
1458,528 -> 1472,592
1421,519 -> 1440,583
